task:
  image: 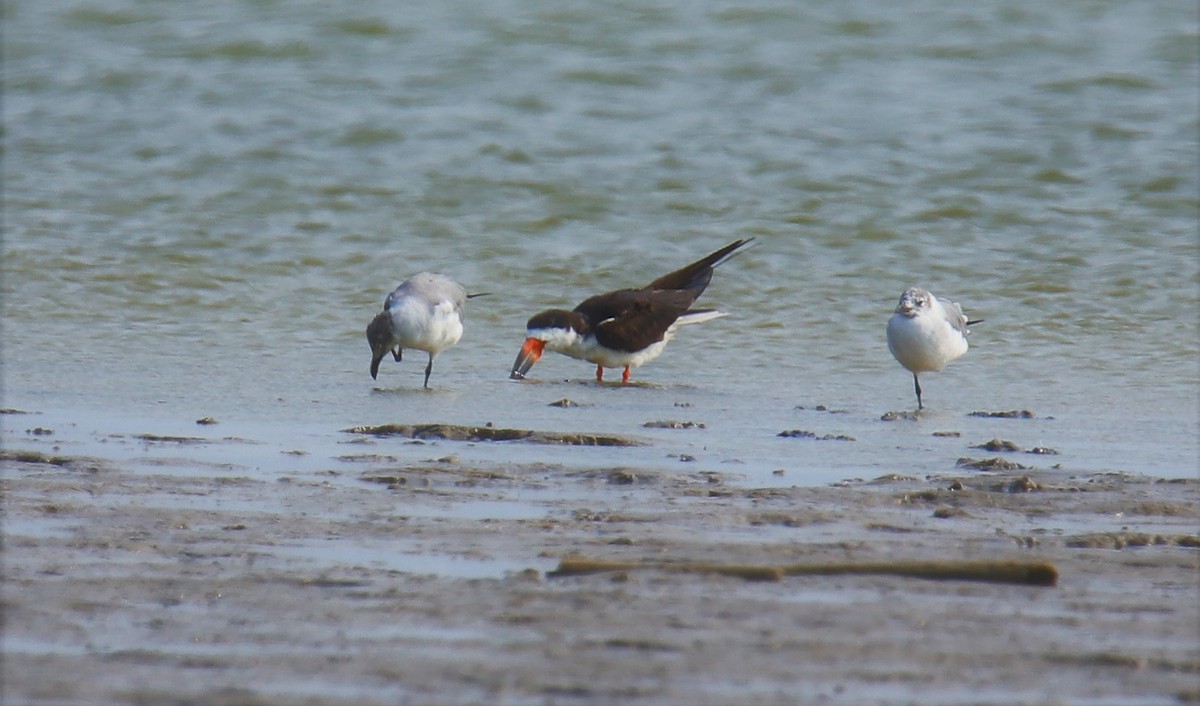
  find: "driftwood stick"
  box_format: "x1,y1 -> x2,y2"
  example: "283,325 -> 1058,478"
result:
548,557 -> 1058,587
779,560 -> 1058,586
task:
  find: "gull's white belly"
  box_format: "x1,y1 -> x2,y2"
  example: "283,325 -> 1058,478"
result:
390,299 -> 463,354
887,313 -> 968,373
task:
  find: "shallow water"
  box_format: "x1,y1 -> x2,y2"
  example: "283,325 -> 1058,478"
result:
4,0 -> 1197,484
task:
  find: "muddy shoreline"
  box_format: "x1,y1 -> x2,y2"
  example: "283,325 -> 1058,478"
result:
3,439 -> 1198,705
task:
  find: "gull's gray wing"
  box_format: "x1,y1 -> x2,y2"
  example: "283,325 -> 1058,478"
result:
937,295 -> 976,334
387,273 -> 468,316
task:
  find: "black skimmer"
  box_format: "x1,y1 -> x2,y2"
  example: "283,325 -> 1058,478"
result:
367,273 -> 485,388
510,239 -> 751,384
886,287 -> 983,409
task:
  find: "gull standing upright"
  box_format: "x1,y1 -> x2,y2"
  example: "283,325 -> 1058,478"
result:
886,287 -> 983,409
366,273 -> 482,388
510,239 -> 751,384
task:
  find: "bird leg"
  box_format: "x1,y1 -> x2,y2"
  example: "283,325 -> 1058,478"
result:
595,365 -> 604,383
913,373 -> 923,410
423,355 -> 434,389
391,347 -> 403,362
622,366 -> 631,384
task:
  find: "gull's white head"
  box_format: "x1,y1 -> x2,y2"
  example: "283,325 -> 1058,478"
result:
894,287 -> 933,318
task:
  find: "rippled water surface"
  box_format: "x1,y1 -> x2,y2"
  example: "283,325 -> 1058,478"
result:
4,0 -> 1197,483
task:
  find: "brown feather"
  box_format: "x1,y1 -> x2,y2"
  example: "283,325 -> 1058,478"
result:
589,291 -> 697,353
643,238 -> 751,292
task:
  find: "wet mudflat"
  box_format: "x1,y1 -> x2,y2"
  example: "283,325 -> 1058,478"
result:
3,437 -> 1197,706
